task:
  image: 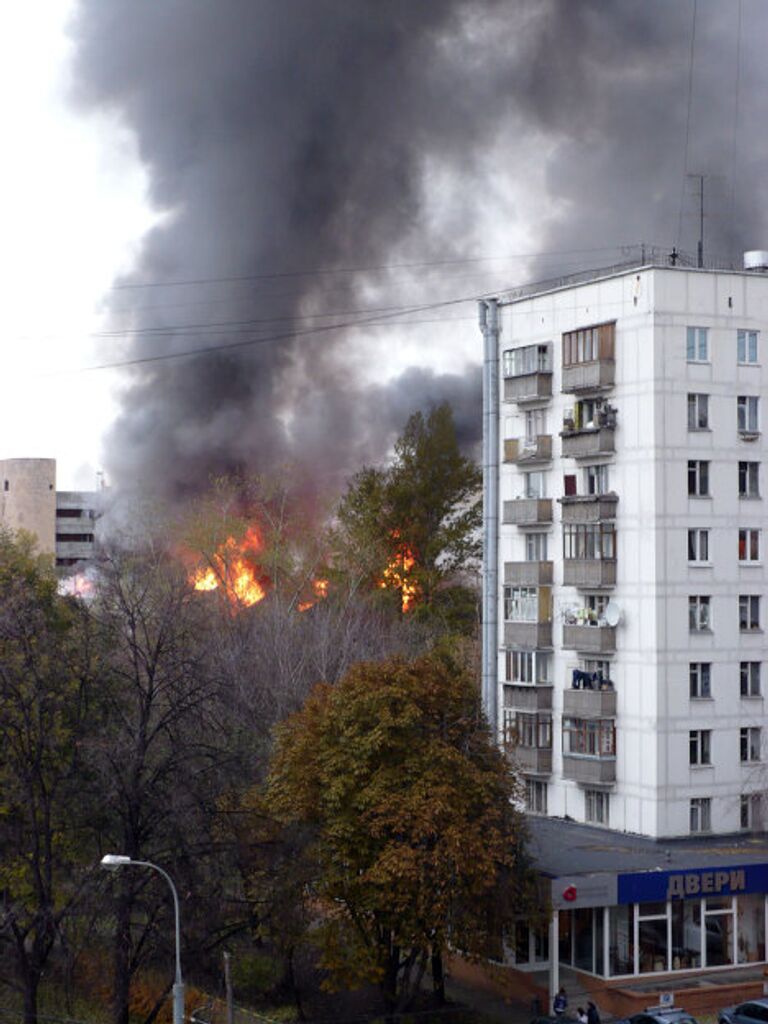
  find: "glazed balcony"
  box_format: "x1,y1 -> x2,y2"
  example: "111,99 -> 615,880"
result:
561,427 -> 615,459
563,688 -> 617,718
562,623 -> 616,653
504,561 -> 553,586
559,494 -> 618,524
562,559 -> 616,588
562,754 -> 616,784
504,435 -> 552,465
504,621 -> 552,648
504,372 -> 553,404
562,359 -> 615,394
504,684 -> 553,712
503,498 -> 552,526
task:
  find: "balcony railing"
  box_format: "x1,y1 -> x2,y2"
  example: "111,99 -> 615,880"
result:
505,621 -> 553,648
504,561 -> 553,586
504,685 -> 553,712
559,494 -> 619,524
562,359 -> 615,394
562,623 -> 616,653
507,745 -> 553,775
563,559 -> 616,588
503,498 -> 552,526
561,427 -> 615,459
504,436 -> 552,465
562,754 -> 616,783
563,688 -> 617,717
504,372 -> 553,404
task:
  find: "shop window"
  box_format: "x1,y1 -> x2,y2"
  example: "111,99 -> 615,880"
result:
671,899 -> 701,970
737,894 -> 766,963
609,904 -> 635,976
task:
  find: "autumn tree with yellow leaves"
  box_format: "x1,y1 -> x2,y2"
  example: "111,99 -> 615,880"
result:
262,647 -> 533,1013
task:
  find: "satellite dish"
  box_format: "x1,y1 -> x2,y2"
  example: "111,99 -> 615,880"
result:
604,601 -> 622,627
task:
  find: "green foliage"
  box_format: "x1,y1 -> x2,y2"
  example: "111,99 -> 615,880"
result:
263,648 -> 533,1011
336,404 -> 481,613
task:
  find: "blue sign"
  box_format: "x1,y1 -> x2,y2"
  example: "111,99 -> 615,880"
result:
617,863 -> 768,904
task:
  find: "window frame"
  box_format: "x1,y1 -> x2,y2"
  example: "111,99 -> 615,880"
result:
689,729 -> 712,766
525,532 -> 548,562
737,395 -> 760,434
686,326 -> 709,363
688,460 -> 710,497
525,778 -> 548,814
740,661 -> 761,698
687,392 -> 710,431
563,522 -> 616,561
585,789 -> 610,825
562,718 -> 616,758
688,528 -> 710,563
738,528 -> 761,563
503,343 -> 552,378
740,726 -> 761,763
690,662 -> 712,699
505,650 -> 551,685
739,594 -> 761,632
737,329 -> 759,365
690,796 -> 712,833
689,595 -> 712,632
738,461 -> 760,498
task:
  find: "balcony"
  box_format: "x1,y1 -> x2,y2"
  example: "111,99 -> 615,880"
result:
503,498 -> 552,526
562,359 -> 615,394
505,621 -> 552,648
562,754 -> 616,784
562,623 -> 616,653
504,435 -> 552,465
563,688 -> 617,717
504,685 -> 553,712
559,494 -> 618,524
508,745 -> 553,775
563,559 -> 616,588
504,561 -> 553,586
561,427 -> 615,459
504,372 -> 552,404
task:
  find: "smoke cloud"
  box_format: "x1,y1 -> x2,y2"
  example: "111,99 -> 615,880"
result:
69,0 -> 768,500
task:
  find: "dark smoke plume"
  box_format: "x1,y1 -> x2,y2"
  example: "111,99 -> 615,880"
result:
69,0 -> 768,500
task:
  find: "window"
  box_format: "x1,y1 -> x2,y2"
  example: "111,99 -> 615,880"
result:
740,727 -> 761,763
503,344 -> 551,378
687,393 -> 709,430
507,712 -> 551,749
688,460 -> 710,497
690,797 -> 712,833
739,595 -> 760,632
562,322 -> 615,367
686,326 -> 709,362
584,464 -> 609,495
737,396 -> 760,434
585,789 -> 610,825
563,523 -> 616,560
523,471 -> 546,499
690,662 -> 712,699
504,586 -> 538,622
57,508 -> 84,518
55,533 -> 95,543
740,794 -> 762,830
739,528 -> 760,562
525,533 -> 548,561
524,408 -> 548,444
562,718 -> 616,757
689,596 -> 711,632
738,462 -> 760,498
740,661 -> 761,697
505,650 -> 551,685
738,329 -> 758,364
689,729 -> 712,766
525,779 -> 548,814
688,529 -> 710,562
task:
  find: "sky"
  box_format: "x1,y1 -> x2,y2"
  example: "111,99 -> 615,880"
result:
3,1 -> 767,497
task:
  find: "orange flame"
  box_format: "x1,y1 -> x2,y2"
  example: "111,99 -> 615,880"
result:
379,537 -> 419,612
190,525 -> 266,607
297,577 -> 330,612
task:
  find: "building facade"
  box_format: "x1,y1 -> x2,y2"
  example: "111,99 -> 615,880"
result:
479,259 -> 768,1006
0,458 -> 100,567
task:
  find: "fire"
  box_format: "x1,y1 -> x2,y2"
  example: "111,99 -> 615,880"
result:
297,577 -> 330,612
379,537 -> 419,613
190,526 -> 266,607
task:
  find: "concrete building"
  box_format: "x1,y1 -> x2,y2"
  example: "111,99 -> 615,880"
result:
0,458 -> 100,566
478,254 -> 768,1008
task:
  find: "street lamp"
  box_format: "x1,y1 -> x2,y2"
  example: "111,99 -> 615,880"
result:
100,855 -> 184,1024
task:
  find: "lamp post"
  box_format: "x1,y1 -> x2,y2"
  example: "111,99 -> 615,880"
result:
100,854 -> 184,1024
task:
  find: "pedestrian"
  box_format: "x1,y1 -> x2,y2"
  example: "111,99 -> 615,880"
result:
587,1001 -> 601,1024
577,1008 -> 588,1024
553,986 -> 568,1017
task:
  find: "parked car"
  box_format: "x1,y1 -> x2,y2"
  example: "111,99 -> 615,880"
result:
617,1009 -> 699,1024
719,999 -> 768,1024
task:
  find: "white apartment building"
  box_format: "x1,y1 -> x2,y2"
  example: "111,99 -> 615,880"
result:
476,258 -> 768,1006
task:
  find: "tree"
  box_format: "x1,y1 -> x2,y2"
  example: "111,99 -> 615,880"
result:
0,529 -> 98,1024
336,403 -> 481,619
262,647 -> 533,1013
